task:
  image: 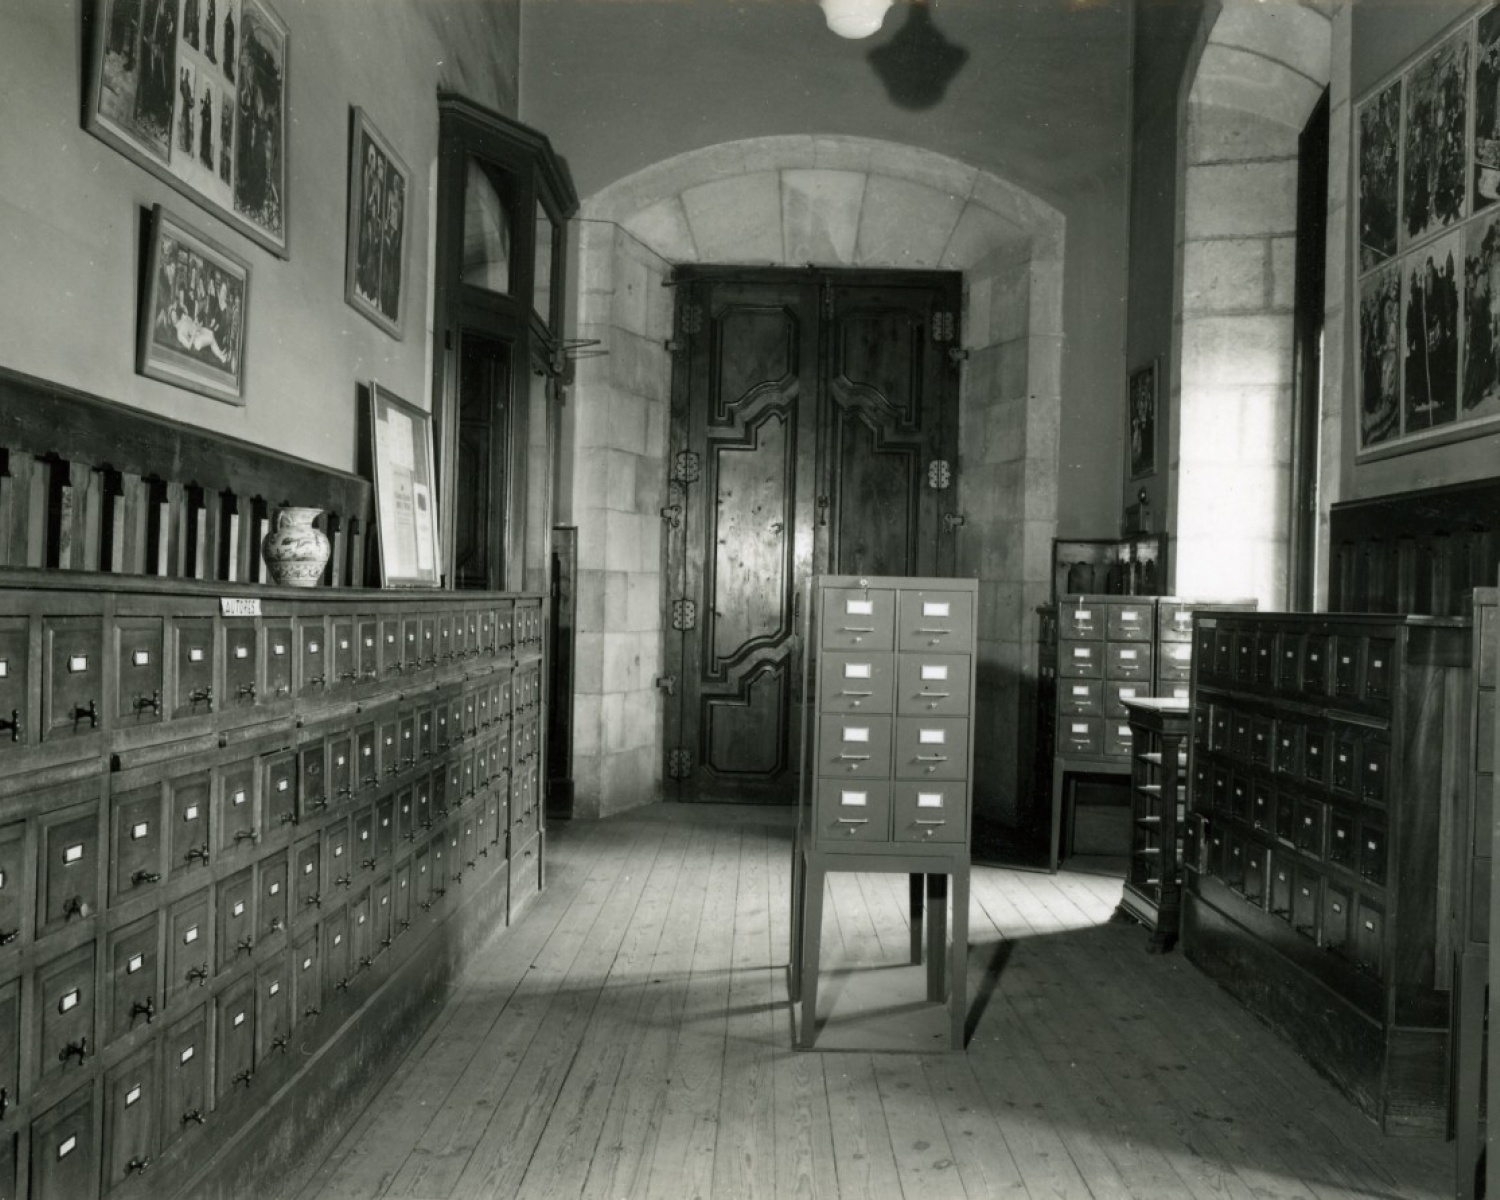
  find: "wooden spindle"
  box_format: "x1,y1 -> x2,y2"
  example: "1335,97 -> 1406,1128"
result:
25,452 -> 49,568
166,480 -> 186,577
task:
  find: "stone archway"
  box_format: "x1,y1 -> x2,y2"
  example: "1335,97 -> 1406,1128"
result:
1171,3 -> 1333,608
563,135 -> 1065,825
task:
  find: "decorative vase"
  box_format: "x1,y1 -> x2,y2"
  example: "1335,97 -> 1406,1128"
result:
261,506 -> 331,587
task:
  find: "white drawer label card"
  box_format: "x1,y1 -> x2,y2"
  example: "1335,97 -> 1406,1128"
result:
1120,688 -> 1137,700
274,643 -> 286,656
1071,723 -> 1089,734
58,1136 -> 76,1159
234,645 -> 250,659
184,805 -> 199,821
361,829 -> 370,841
0,660 -> 7,676
1073,648 -> 1092,659
1172,686 -> 1189,699
128,954 -> 144,973
234,1011 -> 246,1027
1119,610 -> 1140,622
334,933 -> 343,946
180,1045 -> 195,1064
1171,646 -> 1191,661
269,882 -> 281,895
1120,649 -> 1138,660
358,913 -> 366,925
233,901 -> 245,917
337,754 -> 347,766
0,869 -> 5,889
843,727 -> 870,743
387,633 -> 396,644
334,846 -> 343,857
189,647 -> 205,663
365,636 -> 375,648
132,822 -> 149,840
60,989 -> 79,1012
845,599 -> 874,615
303,861 -> 314,875
1074,610 -> 1092,621
843,663 -> 872,680
1070,685 -> 1090,697
917,792 -> 944,808
132,650 -> 151,666
64,843 -> 84,864
233,790 -> 247,806
840,790 -> 868,807
922,601 -> 951,617
303,957 -> 313,971
919,729 -> 946,744
921,665 -> 949,681
277,778 -> 289,792
68,654 -> 89,673
381,895 -> 389,906
269,981 -> 280,996
220,598 -> 261,617
184,925 -> 199,944
126,1085 -> 142,1106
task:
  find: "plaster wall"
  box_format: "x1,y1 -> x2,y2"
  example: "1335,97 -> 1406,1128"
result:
0,0 -> 519,468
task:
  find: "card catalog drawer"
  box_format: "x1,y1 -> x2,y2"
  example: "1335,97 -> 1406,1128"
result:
814,779 -> 891,843
815,715 -> 891,778
820,588 -> 895,651
1105,602 -> 1152,642
1058,642 -> 1103,679
1058,679 -> 1102,717
1060,717 -> 1103,756
892,783 -> 968,844
818,652 -> 894,714
897,589 -> 974,653
895,654 -> 970,716
1104,642 -> 1153,681
893,717 -> 969,781
1058,602 -> 1103,641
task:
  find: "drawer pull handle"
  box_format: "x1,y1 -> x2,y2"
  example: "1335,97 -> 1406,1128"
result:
841,626 -> 876,634
840,690 -> 874,697
181,1109 -> 205,1127
307,674 -> 327,688
0,928 -> 16,946
303,1006 -> 321,1019
271,1035 -> 289,1053
916,628 -> 951,635
304,892 -> 322,909
914,754 -> 949,762
187,686 -> 213,708
361,857 -> 378,871
72,699 -> 99,729
0,708 -> 20,741
131,997 -> 156,1025
232,1069 -> 254,1089
186,964 -> 209,986
238,683 -> 257,700
185,845 -> 210,864
62,895 -> 89,920
132,869 -> 162,886
921,691 -> 951,698
836,818 -> 869,825
334,873 -> 352,889
234,830 -> 258,845
59,1038 -> 89,1065
914,819 -> 947,826
237,937 -> 255,955
133,690 -> 162,716
837,754 -> 871,761
340,669 -> 361,682
279,811 -> 298,826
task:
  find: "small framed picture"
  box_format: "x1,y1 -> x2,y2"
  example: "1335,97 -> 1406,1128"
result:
344,107 -> 409,338
138,203 -> 250,404
1128,359 -> 1158,480
369,383 -> 441,587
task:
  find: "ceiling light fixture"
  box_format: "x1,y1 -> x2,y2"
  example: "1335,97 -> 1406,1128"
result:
819,0 -> 893,39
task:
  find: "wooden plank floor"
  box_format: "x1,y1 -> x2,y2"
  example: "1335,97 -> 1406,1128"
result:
290,804 -> 1455,1200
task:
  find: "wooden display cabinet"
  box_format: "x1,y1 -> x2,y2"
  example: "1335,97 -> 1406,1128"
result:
1118,698 -> 1191,951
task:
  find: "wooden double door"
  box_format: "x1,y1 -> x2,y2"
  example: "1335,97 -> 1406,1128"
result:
663,268 -> 963,804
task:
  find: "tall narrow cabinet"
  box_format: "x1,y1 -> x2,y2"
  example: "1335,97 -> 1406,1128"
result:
1119,698 -> 1191,950
790,575 -> 977,1051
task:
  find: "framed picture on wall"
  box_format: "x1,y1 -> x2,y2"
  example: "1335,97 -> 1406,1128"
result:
86,0 -> 289,258
1128,359 -> 1158,481
344,108 -> 409,338
137,203 -> 250,403
369,383 -> 441,587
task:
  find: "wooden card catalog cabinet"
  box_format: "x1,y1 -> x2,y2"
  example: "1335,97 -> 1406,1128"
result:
793,576 -> 977,1051
0,568 -> 547,1199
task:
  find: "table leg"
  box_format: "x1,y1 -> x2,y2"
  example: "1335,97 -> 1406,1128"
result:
1050,758 -> 1067,873
798,860 -> 825,1049
950,863 -> 969,1050
908,873 -> 924,964
789,837 -> 805,1001
926,872 -> 948,1002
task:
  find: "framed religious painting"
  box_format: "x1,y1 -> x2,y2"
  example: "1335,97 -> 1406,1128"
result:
86,0 -> 289,257
369,384 -> 441,587
138,204 -> 250,403
344,108 -> 410,338
1127,359 -> 1158,481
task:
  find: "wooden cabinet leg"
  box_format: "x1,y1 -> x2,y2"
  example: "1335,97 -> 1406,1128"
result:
951,864 -> 969,1050
926,872 -> 948,1002
908,873 -> 924,964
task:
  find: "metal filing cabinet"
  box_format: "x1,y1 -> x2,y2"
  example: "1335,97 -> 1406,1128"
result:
792,576 -> 976,1051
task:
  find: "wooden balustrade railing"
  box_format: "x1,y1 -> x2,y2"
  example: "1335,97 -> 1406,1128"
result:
0,366 -> 372,586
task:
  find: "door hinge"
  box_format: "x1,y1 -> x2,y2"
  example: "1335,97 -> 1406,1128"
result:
667,748 -> 693,779
655,675 -> 677,696
822,284 -> 835,320
932,311 -> 956,342
671,599 -> 696,630
942,512 -> 967,535
681,303 -> 703,335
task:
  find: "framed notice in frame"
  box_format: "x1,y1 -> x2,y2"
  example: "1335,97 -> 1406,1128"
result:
369,384 -> 441,587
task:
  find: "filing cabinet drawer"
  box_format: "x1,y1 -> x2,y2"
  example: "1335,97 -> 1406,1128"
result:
820,587 -> 895,651
105,913 -> 159,1044
1242,841 -> 1269,906
357,619 -> 380,683
1361,740 -> 1389,805
349,887 -> 372,969
1249,717 -> 1272,767
30,1082 -> 97,1200
299,620 -> 328,694
215,977 -> 257,1100
216,758 -> 257,856
1273,721 -> 1304,777
818,652 -> 894,714
323,906 -> 350,994
1322,882 -> 1352,956
1359,822 -> 1388,888
0,979 -> 17,1116
265,622 -> 294,700
1353,897 -> 1384,977
103,1044 -> 156,1190
299,742 -> 327,821
1327,807 -> 1357,869
260,850 -> 289,940
1058,641 -> 1103,679
116,617 -> 164,727
44,616 -> 104,739
110,784 -> 164,901
398,712 -> 418,770
170,618 -> 215,723
1268,858 -> 1293,920
38,942 -> 95,1085
1105,602 -> 1152,642
378,718 -> 399,780
379,618 -> 402,680
1333,635 -> 1361,700
0,1124 -> 12,1200
372,874 -> 394,952
375,796 -> 396,863
169,771 -> 211,875
1105,641 -> 1152,681
294,835 -> 321,916
1294,797 -> 1326,857
165,889 -> 210,1008
1059,679 -> 1102,717
1249,781 -> 1273,832
402,615 -> 423,673
162,1004 -> 210,1141
355,723 -> 378,791
417,705 -> 436,763
331,619 -> 358,687
0,616 -> 29,753
353,805 -> 376,872
815,779 -> 891,843
224,619 -> 258,708
1098,675 -> 1140,714
815,715 -> 891,777
264,750 -> 297,832
1104,719 -> 1133,758
1364,638 -> 1394,702
38,803 -> 100,937
215,868 -> 255,972
327,732 -> 354,806
1276,633 -> 1302,691
1301,634 -> 1330,696
899,589 -> 975,652
394,860 -> 413,933
1272,785 -> 1296,842
257,961 -> 291,1063
895,654 -> 970,716
1157,601 -> 1196,642
893,717 -> 968,780
293,927 -> 321,1026
1228,712 -> 1252,759
1058,601 -> 1103,641
892,782 -> 967,843
1060,717 -> 1103,756
1157,640 -> 1193,681
1331,732 -> 1358,794
1303,727 -> 1327,784
1291,864 -> 1321,939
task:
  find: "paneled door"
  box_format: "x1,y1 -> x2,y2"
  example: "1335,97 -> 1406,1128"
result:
663,268 -> 962,803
